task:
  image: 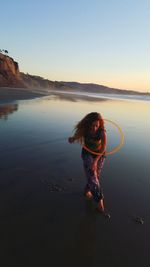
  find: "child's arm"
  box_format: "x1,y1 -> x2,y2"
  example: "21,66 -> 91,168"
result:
68,132 -> 79,143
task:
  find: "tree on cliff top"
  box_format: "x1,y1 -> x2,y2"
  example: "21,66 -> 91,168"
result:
0,49 -> 9,54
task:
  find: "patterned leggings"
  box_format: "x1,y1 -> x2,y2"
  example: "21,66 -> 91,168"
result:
81,153 -> 106,203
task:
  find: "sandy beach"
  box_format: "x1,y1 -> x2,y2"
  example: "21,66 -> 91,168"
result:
0,88 -> 150,267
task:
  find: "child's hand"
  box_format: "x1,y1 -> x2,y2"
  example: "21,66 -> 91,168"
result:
68,137 -> 75,144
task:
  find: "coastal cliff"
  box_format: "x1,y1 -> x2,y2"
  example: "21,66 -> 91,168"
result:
0,53 -> 63,89
0,53 -> 24,87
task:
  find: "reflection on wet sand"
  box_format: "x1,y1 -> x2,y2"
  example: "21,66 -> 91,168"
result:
47,92 -> 110,103
0,103 -> 18,120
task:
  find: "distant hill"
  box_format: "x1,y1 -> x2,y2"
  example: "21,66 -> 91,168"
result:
0,53 -> 149,96
60,82 -> 150,95
20,72 -> 63,90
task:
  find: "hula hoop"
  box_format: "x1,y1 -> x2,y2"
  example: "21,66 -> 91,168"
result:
83,119 -> 125,156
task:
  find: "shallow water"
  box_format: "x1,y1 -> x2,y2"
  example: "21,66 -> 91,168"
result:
53,89 -> 150,102
0,93 -> 150,267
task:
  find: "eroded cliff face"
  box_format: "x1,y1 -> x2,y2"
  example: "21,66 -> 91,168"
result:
0,53 -> 24,87
0,53 -> 61,89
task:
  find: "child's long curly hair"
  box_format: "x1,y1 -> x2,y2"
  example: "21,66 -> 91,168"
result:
73,112 -> 105,144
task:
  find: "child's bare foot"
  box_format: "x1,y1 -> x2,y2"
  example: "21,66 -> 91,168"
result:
97,199 -> 111,219
97,199 -> 105,212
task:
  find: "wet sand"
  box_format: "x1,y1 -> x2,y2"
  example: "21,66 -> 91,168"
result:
0,87 -> 113,104
0,87 -> 48,104
0,90 -> 150,267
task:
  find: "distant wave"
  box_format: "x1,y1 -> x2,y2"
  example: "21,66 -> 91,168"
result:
50,90 -> 150,102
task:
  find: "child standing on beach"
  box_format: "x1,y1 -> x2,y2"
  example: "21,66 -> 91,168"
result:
68,112 -> 107,213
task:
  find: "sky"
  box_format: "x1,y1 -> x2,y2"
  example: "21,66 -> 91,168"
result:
1,0 -> 150,92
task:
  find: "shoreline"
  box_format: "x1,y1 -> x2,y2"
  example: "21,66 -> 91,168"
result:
0,87 -> 150,105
